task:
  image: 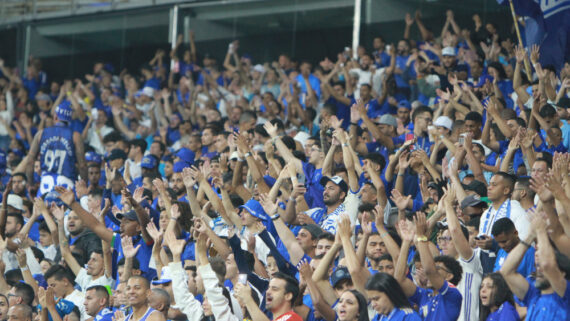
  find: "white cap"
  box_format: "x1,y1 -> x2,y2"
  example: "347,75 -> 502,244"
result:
442,47 -> 456,56
253,64 -> 265,73
7,194 -> 24,211
229,151 -> 240,161
142,87 -> 154,97
434,116 -> 453,130
294,131 -> 310,147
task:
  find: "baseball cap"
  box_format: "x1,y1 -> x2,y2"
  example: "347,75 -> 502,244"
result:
378,114 -> 398,128
141,155 -> 158,169
239,199 -> 269,221
460,194 -> 487,210
434,116 -> 453,131
7,195 -> 24,211
85,151 -> 102,164
44,191 -> 64,207
252,64 -> 265,73
442,47 -> 456,56
116,210 -> 139,222
175,148 -> 195,165
55,101 -> 73,122
301,224 -> 323,239
330,267 -> 351,288
173,161 -> 188,173
462,180 -> 487,197
397,99 -> 412,110
320,176 -> 349,194
106,149 -> 127,161
475,74 -> 494,88
152,266 -> 173,285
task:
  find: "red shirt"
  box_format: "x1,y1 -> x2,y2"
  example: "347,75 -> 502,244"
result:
273,311 -> 303,321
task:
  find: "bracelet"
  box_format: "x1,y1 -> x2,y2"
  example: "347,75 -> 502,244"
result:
379,232 -> 388,238
520,240 -> 531,248
416,236 -> 428,242
170,217 -> 178,221
20,266 -> 28,272
398,173 -> 405,177
289,197 -> 297,203
350,122 -> 358,126
342,143 -> 349,147
271,213 -> 280,221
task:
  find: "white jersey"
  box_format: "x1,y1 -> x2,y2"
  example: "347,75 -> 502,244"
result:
457,249 -> 484,321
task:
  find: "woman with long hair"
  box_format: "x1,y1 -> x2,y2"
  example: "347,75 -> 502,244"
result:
479,273 -> 519,321
336,290 -> 370,321
365,273 -> 421,320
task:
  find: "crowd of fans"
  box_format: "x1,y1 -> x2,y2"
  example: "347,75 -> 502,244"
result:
0,4 -> 569,321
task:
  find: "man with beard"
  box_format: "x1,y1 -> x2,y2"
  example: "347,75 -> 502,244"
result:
65,210 -> 102,264
44,265 -> 89,320
9,174 -> 27,198
235,272 -> 303,321
169,163 -> 187,201
200,125 -> 219,160
59,207 -> 113,290
501,216 -> 570,320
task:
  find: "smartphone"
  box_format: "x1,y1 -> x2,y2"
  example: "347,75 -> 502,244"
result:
458,134 -> 465,145
297,173 -> 306,185
238,274 -> 248,284
427,125 -> 435,142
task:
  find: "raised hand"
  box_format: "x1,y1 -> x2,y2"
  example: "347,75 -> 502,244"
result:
413,211 -> 428,237
75,180 -> 88,198
182,167 -> 197,188
50,203 -> 66,222
361,211 -> 373,235
263,121 -> 278,138
121,236 -> 141,259
297,259 -> 313,281
405,13 -> 414,26
530,44 -> 540,64
398,219 -> 415,242
171,203 -> 181,220
133,187 -> 147,204
530,175 -> 554,202
337,214 -> 352,240
329,115 -> 343,129
113,310 -> 126,321
164,232 -> 186,257
54,186 -> 75,205
390,189 -> 411,211
259,193 -> 278,215
146,222 -> 163,242
398,150 -> 410,170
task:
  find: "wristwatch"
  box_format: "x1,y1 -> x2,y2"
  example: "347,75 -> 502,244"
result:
271,213 -> 280,221
416,236 -> 428,242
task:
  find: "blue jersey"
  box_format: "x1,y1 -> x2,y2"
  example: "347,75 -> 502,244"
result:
409,281 -> 462,321
39,124 -> 77,180
485,301 -> 519,321
520,278 -> 570,321
372,308 -> 422,321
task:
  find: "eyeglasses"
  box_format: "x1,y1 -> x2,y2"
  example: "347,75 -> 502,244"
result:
435,265 -> 451,274
437,236 -> 452,243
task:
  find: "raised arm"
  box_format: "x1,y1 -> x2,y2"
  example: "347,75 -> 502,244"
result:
443,186 -> 474,260
54,186 -> 114,243
264,121 -> 303,172
499,229 -> 534,300
415,212 -> 445,290
52,204 -> 82,276
338,215 -> 370,296
535,212 -> 567,297
394,220 -> 417,297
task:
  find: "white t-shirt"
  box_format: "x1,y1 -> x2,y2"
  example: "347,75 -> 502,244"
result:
479,199 -> 530,240
65,289 -> 88,321
75,268 -> 115,292
458,249 -> 484,321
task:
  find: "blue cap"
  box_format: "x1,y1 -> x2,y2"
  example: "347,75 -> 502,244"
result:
239,199 -> 269,221
397,99 -> 411,110
116,210 -> 139,222
141,155 -> 158,169
55,100 -> 73,122
175,148 -> 195,165
85,151 -> 102,164
173,161 -> 188,173
44,190 -> 64,207
151,267 -> 173,285
330,267 -> 351,288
